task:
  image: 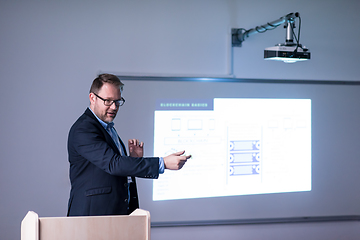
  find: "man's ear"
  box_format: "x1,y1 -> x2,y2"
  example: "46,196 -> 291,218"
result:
89,92 -> 96,105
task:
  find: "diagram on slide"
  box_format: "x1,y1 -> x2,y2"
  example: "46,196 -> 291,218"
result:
153,98 -> 311,201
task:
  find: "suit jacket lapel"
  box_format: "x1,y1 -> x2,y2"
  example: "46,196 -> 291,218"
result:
119,137 -> 127,156
84,108 -> 121,155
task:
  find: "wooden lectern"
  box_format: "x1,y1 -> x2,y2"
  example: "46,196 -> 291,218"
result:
21,209 -> 150,240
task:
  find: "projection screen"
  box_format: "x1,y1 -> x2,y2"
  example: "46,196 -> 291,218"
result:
115,77 -> 360,224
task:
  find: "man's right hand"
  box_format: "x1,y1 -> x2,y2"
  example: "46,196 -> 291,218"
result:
163,150 -> 191,170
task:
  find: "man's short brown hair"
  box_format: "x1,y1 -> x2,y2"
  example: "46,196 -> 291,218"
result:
90,74 -> 124,94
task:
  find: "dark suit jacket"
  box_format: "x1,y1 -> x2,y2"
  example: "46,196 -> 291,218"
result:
67,108 -> 159,216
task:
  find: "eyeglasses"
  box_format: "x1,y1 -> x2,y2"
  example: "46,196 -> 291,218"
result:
93,92 -> 125,107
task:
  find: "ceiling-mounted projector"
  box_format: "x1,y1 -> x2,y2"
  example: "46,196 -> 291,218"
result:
232,12 -> 310,63
264,44 -> 310,63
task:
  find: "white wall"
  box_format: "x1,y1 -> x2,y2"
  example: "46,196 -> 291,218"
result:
1,0 -> 359,239
152,221 -> 360,240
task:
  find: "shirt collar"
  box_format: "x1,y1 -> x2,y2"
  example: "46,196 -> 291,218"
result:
88,107 -> 114,130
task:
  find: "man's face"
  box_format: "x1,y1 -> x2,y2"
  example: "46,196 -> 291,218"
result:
89,83 -> 121,123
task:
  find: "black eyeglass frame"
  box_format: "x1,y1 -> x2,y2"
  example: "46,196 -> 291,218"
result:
92,92 -> 125,107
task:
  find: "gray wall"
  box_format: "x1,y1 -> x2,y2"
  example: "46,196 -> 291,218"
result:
1,0 -> 359,239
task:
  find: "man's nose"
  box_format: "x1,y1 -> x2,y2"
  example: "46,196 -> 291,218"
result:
110,102 -> 118,109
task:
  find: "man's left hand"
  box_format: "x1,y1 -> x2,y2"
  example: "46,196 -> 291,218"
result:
128,139 -> 144,158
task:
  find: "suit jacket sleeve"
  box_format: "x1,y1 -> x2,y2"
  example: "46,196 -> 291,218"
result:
68,109 -> 159,179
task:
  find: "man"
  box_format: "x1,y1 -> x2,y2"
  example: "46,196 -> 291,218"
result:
67,73 -> 190,216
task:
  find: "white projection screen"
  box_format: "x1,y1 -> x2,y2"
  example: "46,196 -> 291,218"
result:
153,98 -> 311,201
116,77 -> 360,225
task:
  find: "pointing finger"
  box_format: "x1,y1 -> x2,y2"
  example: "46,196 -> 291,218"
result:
173,150 -> 186,156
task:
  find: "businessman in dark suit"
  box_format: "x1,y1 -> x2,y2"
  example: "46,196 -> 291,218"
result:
67,73 -> 190,216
